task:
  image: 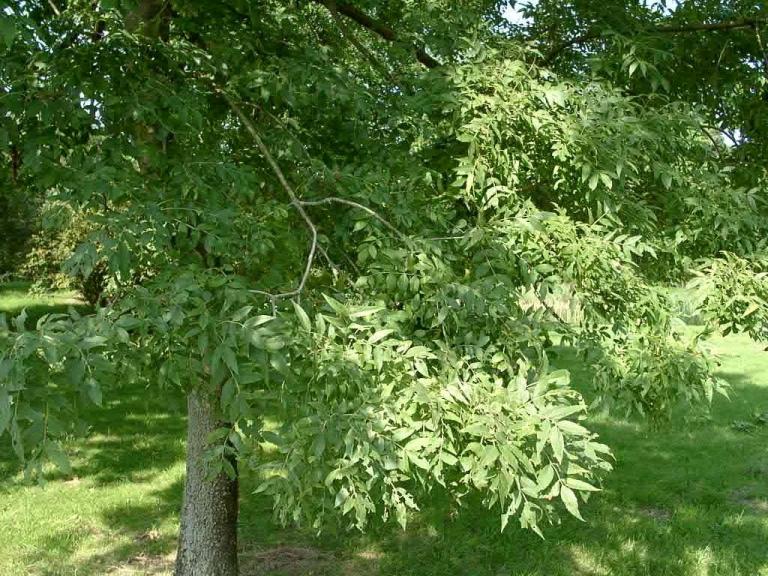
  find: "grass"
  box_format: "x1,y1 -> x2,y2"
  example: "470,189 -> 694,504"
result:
1,286 -> 768,575
0,281 -> 86,326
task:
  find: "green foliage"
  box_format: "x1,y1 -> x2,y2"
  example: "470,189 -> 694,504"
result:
689,253 -> 768,342
592,328 -> 728,420
0,188 -> 39,276
257,301 -> 611,532
0,307 -> 122,479
1,0 -> 767,539
20,202 -> 92,291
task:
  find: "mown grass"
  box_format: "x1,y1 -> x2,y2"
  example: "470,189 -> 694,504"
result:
0,281 -> 86,326
1,286 -> 768,575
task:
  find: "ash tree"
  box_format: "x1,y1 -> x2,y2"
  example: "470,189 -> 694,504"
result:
1,1 -> 767,575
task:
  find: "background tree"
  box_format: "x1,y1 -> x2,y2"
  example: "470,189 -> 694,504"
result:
1,2 -> 766,576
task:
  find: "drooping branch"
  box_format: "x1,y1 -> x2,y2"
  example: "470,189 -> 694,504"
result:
544,16 -> 768,64
312,0 -> 441,68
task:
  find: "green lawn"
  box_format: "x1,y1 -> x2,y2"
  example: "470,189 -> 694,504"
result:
0,281 -> 85,326
1,287 -> 768,575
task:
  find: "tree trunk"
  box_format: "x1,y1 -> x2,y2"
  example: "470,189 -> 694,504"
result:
175,391 -> 239,576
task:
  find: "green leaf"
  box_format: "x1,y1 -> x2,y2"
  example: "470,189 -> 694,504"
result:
86,379 -> 102,407
462,422 -> 489,437
311,434 -> 326,458
440,451 -> 458,466
82,336 -> 108,350
560,484 -> 584,520
261,430 -> 283,446
545,404 -> 582,421
222,346 -> 238,374
221,380 -> 236,409
232,305 -> 253,322
323,295 -> 347,316
13,309 -> 27,332
335,486 -> 349,508
0,390 -> 10,435
44,441 -> 72,475
392,427 -> 416,442
292,301 -> 312,332
537,464 -> 555,491
206,427 -> 230,443
249,315 -> 274,328
369,329 -> 394,344
564,478 -> 600,492
549,426 -> 564,463
221,458 -> 236,479
581,163 -> 592,183
349,306 -> 384,319
407,451 -> 430,470
557,420 -> 590,436
404,437 -> 435,452
743,302 -> 760,318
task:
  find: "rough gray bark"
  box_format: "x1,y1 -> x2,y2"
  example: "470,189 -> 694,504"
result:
174,391 -> 239,576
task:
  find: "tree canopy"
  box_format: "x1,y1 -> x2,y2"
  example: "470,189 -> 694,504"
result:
1,0 -> 767,573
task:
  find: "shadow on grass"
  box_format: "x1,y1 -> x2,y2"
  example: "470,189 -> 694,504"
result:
348,345 -> 768,576
0,386 -> 187,489
26,479 -> 183,576
352,420 -> 768,576
74,386 -> 187,486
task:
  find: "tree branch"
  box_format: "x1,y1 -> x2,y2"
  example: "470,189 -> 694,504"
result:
328,2 -> 399,85
298,196 -> 407,239
223,92 -> 412,304
754,24 -> 768,82
47,0 -> 61,16
222,92 -> 318,302
312,0 -> 441,69
544,16 -> 768,64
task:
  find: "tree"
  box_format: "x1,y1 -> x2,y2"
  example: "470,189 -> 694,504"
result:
1,2 -> 767,575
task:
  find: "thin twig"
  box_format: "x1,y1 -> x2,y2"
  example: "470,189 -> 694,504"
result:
298,196 -> 407,239
236,103 -> 417,244
222,90 -> 460,305
705,124 -> 740,146
223,92 -> 318,301
311,0 -> 441,68
338,249 -> 362,275
426,235 -> 468,241
700,126 -> 723,157
317,243 -> 339,273
328,1 -> 399,85
545,16 -> 768,64
754,24 -> 768,82
47,0 -> 61,16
